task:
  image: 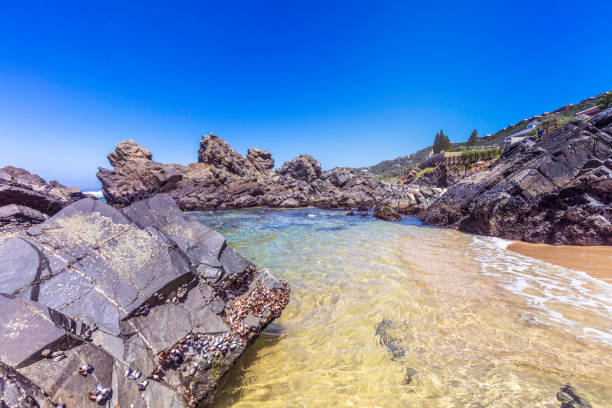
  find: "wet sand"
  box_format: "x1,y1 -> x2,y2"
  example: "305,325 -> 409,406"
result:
509,241 -> 612,283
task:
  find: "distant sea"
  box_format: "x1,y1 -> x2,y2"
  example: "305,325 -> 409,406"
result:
84,190 -> 105,202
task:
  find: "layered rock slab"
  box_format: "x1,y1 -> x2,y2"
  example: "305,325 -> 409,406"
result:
0,194 -> 290,407
421,110 -> 612,245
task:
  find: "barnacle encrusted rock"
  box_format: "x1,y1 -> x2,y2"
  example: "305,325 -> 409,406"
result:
0,194 -> 290,407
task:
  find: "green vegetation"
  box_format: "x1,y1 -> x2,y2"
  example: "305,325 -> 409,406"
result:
432,130 -> 452,154
412,166 -> 436,182
599,93 -> 612,109
380,175 -> 401,184
461,148 -> 503,163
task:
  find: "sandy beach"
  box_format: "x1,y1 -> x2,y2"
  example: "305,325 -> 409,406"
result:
509,241 -> 612,283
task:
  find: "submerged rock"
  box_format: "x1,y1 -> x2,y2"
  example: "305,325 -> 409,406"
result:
421,109 -> 612,245
0,194 -> 290,407
557,384 -> 592,408
375,319 -> 406,360
373,204 -> 402,222
97,135 -> 444,214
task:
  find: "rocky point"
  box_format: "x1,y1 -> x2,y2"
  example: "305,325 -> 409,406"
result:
97,134 -> 444,215
0,194 -> 289,407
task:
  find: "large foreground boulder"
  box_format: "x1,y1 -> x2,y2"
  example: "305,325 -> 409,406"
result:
0,194 -> 290,407
97,135 -> 444,214
421,110 -> 612,245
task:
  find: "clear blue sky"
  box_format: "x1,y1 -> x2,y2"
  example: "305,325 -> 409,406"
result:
1,1 -> 611,189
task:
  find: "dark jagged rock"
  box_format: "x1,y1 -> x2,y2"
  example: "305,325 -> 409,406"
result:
97,140 -> 184,206
97,135 -> 444,214
0,167 -> 88,242
407,164 -> 463,188
0,194 -> 290,408
373,204 -> 402,221
198,134 -> 257,177
246,148 -> 274,173
421,109 -> 612,245
276,154 -> 322,182
0,166 -> 85,216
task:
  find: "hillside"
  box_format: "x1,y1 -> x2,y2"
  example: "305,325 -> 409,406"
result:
358,91 -> 610,180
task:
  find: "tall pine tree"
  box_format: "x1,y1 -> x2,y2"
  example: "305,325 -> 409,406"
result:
440,130 -> 451,152
432,131 -> 441,154
467,129 -> 478,146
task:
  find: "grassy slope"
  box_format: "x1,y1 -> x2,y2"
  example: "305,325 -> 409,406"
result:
357,91 -> 609,179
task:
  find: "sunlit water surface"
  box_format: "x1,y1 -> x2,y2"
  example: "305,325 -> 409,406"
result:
192,208 -> 612,408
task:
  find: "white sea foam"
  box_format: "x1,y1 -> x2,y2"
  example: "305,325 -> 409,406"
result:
472,236 -> 612,345
84,190 -> 104,198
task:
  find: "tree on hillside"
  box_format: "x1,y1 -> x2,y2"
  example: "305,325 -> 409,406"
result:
467,129 -> 478,146
432,130 -> 452,154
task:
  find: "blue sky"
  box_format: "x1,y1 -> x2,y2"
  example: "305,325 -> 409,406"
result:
1,1 -> 611,189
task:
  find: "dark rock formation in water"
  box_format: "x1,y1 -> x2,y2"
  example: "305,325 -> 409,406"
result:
0,194 -> 290,407
373,204 -> 402,221
97,134 -> 444,214
421,109 -> 612,246
557,384 -> 592,408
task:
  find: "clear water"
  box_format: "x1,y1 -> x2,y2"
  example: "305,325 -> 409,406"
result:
193,208 -> 612,408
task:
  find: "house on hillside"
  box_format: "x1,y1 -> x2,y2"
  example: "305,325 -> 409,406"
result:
502,120 -> 539,146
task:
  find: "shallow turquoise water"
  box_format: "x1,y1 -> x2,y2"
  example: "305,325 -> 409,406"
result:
193,208 -> 612,408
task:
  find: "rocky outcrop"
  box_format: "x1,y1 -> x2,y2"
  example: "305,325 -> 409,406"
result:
0,194 -> 290,407
276,154 -> 322,182
246,148 -> 274,174
373,204 -> 402,221
421,110 -> 612,245
98,134 -> 444,215
198,134 -> 258,177
405,164 -> 463,188
0,166 -> 86,216
0,167 -> 89,241
97,140 -> 184,207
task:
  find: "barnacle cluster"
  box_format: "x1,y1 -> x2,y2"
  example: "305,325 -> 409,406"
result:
156,332 -> 241,376
214,265 -> 256,301
226,278 -> 290,336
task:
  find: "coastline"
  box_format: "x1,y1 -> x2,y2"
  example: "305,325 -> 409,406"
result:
508,241 -> 612,283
